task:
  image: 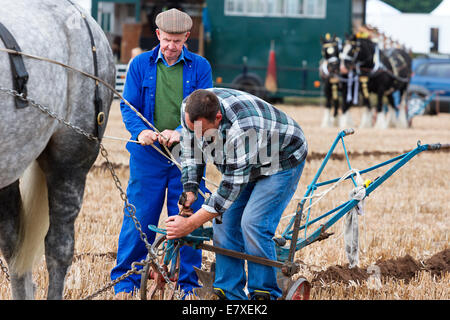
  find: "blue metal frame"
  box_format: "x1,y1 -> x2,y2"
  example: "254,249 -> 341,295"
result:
277,132 -> 439,261
147,129 -> 446,268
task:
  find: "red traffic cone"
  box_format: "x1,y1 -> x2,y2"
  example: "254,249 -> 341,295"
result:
265,40 -> 277,93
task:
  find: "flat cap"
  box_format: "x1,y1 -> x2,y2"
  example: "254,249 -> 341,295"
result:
156,8 -> 193,34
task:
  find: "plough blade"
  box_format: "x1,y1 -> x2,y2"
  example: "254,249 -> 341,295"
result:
193,265 -> 216,300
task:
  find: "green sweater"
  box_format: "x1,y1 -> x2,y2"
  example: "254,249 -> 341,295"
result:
154,61 -> 184,132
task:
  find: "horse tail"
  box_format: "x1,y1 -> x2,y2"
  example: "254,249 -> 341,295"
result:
10,160 -> 49,276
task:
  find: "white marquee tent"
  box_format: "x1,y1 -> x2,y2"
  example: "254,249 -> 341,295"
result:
367,0 -> 401,15
431,0 -> 450,16
366,0 -> 450,54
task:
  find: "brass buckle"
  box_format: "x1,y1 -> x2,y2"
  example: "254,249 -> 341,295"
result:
97,111 -> 105,126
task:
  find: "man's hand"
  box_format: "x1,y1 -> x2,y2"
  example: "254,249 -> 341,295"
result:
165,215 -> 196,239
166,208 -> 219,240
158,129 -> 181,147
178,191 -> 197,209
137,130 -> 158,146
178,191 -> 197,216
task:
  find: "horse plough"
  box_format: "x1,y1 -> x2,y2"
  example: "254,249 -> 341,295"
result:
140,128 -> 449,300
0,47 -> 446,300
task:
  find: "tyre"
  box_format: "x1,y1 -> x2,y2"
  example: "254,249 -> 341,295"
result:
231,73 -> 267,100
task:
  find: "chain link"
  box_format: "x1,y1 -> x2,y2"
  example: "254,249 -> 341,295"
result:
82,259 -> 146,300
0,87 -> 179,299
0,256 -> 10,282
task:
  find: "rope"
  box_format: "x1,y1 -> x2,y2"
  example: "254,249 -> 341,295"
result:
0,48 -> 220,194
0,48 -> 171,146
281,168 -> 363,221
102,135 -> 219,189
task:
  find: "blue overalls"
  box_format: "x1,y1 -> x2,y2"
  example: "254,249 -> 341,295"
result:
110,45 -> 213,294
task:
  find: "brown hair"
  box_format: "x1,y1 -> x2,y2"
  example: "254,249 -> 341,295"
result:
185,89 -> 220,123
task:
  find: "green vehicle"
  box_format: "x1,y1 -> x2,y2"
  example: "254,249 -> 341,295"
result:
203,0 -> 353,100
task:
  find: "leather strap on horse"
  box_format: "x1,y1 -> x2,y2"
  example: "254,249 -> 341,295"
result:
66,0 -> 105,138
0,22 -> 29,109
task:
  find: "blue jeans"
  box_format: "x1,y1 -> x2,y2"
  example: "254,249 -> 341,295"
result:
212,161 -> 305,299
110,145 -> 206,294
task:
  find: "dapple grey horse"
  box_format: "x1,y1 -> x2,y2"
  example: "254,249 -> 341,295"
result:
0,0 -> 115,299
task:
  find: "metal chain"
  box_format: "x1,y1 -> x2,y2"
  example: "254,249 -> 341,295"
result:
93,144 -> 179,298
0,87 -> 178,299
0,256 -> 10,282
82,258 -> 146,300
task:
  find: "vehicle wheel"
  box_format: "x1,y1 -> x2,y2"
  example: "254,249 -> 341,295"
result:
285,277 -> 311,300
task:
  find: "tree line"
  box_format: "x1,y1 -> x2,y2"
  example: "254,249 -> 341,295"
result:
382,0 -> 442,13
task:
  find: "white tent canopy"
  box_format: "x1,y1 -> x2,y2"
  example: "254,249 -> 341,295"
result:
431,0 -> 450,16
366,0 -> 401,15
366,0 -> 450,54
366,0 -> 401,28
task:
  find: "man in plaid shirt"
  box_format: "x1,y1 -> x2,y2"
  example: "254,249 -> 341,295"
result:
166,88 -> 308,300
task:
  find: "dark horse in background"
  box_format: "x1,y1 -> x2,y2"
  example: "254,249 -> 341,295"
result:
319,34 -> 355,128
340,34 -> 412,128
319,34 -> 346,127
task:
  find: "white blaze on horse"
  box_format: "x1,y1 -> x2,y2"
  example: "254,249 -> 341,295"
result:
0,0 -> 115,299
318,34 -> 356,129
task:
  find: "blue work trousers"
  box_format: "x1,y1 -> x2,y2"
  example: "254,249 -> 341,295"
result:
111,145 -> 205,294
213,161 -> 305,299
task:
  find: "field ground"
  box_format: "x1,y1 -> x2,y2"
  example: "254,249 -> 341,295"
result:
1,100 -> 449,300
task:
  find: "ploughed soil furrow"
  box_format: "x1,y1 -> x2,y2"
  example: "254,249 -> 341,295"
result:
311,249 -> 449,284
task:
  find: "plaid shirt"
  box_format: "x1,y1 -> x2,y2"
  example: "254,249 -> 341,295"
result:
180,88 -> 308,217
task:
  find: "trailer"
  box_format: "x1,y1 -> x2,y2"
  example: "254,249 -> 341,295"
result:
91,0 -> 362,100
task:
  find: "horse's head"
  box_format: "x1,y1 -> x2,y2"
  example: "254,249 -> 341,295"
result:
340,33 -> 375,74
320,33 -> 341,75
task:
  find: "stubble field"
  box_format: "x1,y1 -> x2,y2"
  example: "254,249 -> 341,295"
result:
1,100 -> 449,300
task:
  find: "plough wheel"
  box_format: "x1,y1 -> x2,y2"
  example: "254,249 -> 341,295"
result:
140,236 -> 180,300
285,277 -> 311,300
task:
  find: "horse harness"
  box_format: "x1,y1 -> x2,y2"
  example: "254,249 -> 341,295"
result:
66,0 -> 106,137
0,1 -> 106,138
0,22 -> 29,109
320,40 -> 342,102
357,40 -> 410,84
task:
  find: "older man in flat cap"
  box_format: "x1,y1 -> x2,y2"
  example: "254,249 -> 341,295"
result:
111,8 -> 212,298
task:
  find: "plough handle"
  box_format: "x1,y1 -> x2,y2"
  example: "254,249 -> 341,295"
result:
342,128 -> 355,136
427,143 -> 450,151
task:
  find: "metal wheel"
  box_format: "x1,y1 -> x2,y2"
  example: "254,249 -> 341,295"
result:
140,235 -> 181,300
285,277 -> 311,300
